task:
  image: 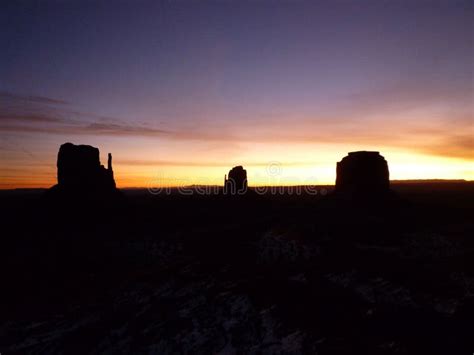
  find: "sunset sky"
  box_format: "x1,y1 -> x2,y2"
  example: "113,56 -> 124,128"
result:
1,0 -> 472,188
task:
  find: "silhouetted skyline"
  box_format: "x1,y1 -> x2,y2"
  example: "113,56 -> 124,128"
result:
1,0 -> 472,188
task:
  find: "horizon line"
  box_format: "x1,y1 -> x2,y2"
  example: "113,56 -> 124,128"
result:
1,178 -> 472,191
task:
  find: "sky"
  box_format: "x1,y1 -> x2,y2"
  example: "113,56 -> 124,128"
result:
0,0 -> 472,188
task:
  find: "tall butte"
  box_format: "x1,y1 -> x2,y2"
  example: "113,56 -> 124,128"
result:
336,151 -> 389,195
55,142 -> 116,191
224,166 -> 248,195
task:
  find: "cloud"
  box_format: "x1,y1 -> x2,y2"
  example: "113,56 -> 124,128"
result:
116,159 -> 315,167
417,133 -> 474,160
0,91 -> 171,137
0,113 -> 65,123
1,88 -> 472,161
0,91 -> 68,105
0,122 -> 172,137
83,123 -> 170,136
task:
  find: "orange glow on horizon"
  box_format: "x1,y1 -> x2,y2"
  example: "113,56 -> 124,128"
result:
1,146 -> 472,189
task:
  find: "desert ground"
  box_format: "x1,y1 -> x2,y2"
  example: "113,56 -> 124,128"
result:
1,181 -> 473,354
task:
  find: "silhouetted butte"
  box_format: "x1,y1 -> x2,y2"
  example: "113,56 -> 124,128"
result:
224,166 -> 248,195
56,142 -> 116,191
46,142 -> 120,203
336,151 -> 390,197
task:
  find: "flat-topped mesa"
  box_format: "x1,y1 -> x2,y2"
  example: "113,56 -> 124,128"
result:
56,142 -> 116,191
224,166 -> 248,194
336,151 -> 389,194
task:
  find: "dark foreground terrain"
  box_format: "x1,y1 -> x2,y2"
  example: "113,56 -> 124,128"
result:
1,182 -> 473,354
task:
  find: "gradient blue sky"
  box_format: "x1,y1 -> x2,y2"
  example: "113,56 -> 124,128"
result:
0,0 -> 472,187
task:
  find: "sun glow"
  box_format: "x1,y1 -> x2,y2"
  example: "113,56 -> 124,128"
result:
111,148 -> 473,188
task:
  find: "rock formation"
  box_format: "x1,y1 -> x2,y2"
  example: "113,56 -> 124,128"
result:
55,142 -> 116,191
224,166 -> 248,194
44,143 -> 125,227
336,151 -> 389,195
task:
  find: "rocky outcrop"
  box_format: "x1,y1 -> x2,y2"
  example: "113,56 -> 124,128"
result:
44,143 -> 125,227
336,151 -> 389,195
224,166 -> 248,194
55,142 -> 116,191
